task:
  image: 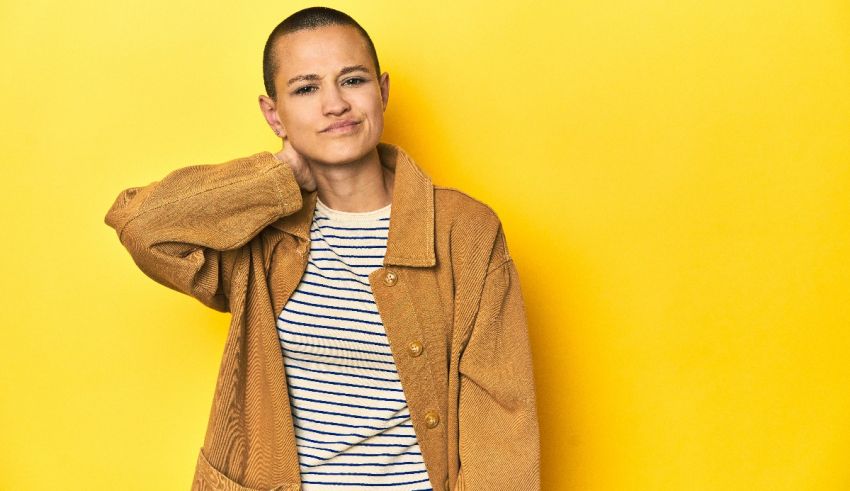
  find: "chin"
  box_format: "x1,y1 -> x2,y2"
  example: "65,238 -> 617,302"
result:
317,139 -> 376,165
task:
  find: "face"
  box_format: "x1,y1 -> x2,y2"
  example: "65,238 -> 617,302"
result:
259,24 -> 389,166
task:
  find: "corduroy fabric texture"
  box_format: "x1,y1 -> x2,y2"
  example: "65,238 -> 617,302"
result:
104,142 -> 540,491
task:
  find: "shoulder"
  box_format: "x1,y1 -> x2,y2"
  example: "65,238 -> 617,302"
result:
434,185 -> 501,227
433,184 -> 510,269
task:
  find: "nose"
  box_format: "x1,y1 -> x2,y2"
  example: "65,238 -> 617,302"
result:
322,83 -> 350,116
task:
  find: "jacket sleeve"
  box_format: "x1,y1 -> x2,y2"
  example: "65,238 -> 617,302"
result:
103,151 -> 303,312
457,224 -> 541,489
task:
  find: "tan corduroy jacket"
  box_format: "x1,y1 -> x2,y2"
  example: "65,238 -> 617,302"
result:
104,142 -> 540,491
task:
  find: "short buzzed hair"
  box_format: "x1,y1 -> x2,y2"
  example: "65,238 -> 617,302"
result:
262,6 -> 382,100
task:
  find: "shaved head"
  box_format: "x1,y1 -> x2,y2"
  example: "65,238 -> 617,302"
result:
263,7 -> 381,100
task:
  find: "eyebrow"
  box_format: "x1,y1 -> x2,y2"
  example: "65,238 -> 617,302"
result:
286,64 -> 371,87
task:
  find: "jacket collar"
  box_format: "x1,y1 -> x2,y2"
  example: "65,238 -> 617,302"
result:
270,141 -> 436,267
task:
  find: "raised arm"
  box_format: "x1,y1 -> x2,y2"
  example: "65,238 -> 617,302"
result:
457,223 -> 541,489
104,151 -> 303,312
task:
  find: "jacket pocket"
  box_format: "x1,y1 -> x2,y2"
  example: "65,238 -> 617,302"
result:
192,447 -> 299,491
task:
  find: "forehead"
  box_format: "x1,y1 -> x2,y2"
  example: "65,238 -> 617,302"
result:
274,24 -> 371,75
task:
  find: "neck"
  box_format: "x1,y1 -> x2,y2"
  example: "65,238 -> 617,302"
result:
308,147 -> 395,212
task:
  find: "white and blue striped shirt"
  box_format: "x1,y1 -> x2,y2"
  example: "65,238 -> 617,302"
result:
276,197 -> 433,490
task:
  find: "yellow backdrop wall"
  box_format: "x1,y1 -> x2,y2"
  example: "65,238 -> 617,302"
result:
1,0 -> 848,489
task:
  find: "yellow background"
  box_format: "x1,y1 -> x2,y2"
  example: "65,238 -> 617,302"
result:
2,0 -> 849,489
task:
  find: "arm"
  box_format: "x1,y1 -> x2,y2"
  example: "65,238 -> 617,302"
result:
104,151 -> 303,312
457,224 -> 541,489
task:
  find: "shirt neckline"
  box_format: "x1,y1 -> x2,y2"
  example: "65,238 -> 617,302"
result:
315,197 -> 391,222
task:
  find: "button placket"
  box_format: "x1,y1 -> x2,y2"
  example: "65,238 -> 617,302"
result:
372,265 -> 446,483
407,340 -> 423,357
424,411 -> 440,428
383,269 -> 398,286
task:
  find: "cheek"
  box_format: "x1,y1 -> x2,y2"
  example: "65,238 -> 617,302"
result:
362,95 -> 385,120
279,104 -> 312,132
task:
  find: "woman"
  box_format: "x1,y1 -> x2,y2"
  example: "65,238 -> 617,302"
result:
105,7 -> 539,491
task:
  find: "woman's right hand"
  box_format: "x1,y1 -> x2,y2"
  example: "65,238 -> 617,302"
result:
274,137 -> 317,193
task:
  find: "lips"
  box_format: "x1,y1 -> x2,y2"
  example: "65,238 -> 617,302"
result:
322,120 -> 360,132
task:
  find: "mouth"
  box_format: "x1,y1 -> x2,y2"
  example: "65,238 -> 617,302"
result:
322,120 -> 361,133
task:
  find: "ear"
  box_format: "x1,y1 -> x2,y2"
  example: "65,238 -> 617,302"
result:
258,94 -> 286,139
379,72 -> 390,112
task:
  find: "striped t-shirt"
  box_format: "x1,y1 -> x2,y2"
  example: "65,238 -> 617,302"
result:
276,197 -> 433,490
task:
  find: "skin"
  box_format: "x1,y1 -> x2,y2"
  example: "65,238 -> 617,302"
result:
258,24 -> 393,212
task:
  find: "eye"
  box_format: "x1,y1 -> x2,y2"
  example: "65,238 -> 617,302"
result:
294,85 -> 317,95
343,77 -> 366,86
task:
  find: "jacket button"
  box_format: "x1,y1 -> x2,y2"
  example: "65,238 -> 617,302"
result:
407,340 -> 423,357
424,411 -> 440,428
383,270 -> 398,286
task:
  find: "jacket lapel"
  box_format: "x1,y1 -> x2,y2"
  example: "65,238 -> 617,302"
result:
377,142 -> 437,267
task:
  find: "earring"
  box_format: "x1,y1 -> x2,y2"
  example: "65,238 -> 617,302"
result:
274,129 -> 280,136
